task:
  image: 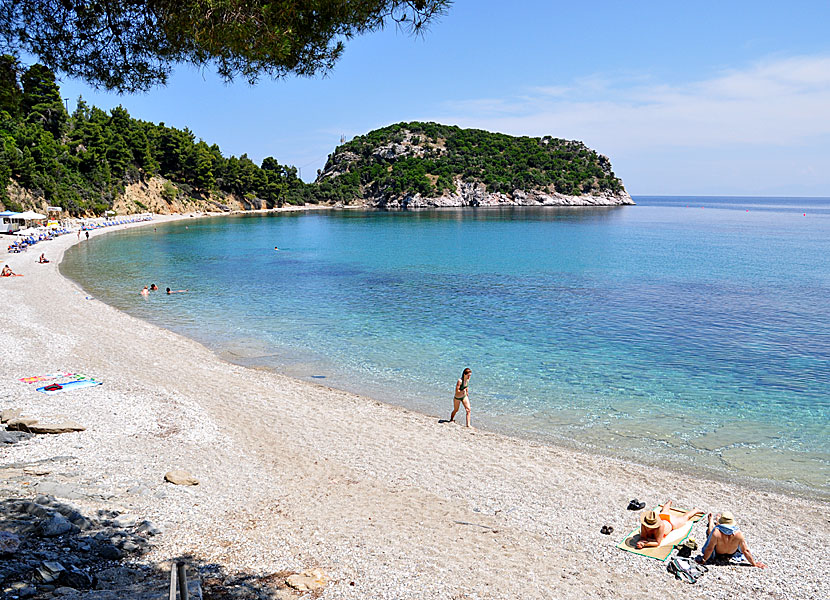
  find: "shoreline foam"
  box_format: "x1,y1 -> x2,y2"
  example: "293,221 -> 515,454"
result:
1,212 -> 827,599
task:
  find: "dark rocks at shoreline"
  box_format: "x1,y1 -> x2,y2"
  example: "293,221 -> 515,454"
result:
0,496 -> 167,598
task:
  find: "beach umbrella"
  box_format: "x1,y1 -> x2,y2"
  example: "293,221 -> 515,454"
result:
0,210 -> 19,217
16,211 -> 47,220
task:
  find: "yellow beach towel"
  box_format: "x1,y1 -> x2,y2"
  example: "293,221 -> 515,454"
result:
616,506 -> 703,561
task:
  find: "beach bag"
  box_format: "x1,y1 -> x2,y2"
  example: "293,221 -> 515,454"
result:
667,556 -> 708,584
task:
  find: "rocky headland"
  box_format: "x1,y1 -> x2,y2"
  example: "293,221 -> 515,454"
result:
315,122 -> 634,208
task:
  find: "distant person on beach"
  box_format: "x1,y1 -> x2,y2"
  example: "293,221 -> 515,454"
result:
698,512 -> 766,568
38,253 -> 49,263
636,501 -> 704,549
77,230 -> 81,239
85,231 -> 89,240
449,367 -> 472,427
166,287 -> 188,294
150,284 -> 158,291
1,265 -> 15,277
140,286 -> 150,296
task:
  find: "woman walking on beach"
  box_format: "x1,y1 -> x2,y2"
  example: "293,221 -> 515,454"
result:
450,368 -> 472,428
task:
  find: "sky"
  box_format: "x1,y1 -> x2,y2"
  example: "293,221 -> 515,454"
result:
52,1 -> 830,196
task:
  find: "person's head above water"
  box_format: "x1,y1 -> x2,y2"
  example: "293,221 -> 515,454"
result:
166,287 -> 171,294
150,284 -> 158,290
461,367 -> 472,380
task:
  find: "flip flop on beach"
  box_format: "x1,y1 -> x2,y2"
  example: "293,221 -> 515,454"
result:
600,525 -> 614,535
627,499 -> 646,510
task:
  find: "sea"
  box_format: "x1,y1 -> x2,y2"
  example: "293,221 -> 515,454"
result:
61,196 -> 830,496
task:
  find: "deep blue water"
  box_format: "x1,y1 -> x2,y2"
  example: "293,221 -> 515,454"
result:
62,197 -> 830,493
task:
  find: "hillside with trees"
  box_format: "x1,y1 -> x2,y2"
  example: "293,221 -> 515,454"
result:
312,122 -> 631,208
0,58 -> 307,215
1,61 -> 630,215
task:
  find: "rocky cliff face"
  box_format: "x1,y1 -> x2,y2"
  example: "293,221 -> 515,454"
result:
368,178 -> 633,209
2,177 -> 260,216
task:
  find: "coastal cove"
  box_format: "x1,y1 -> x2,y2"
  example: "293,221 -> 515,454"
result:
59,196 -> 830,498
0,206 -> 826,599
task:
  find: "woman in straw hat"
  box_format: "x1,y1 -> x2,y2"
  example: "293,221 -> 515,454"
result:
636,500 -> 704,549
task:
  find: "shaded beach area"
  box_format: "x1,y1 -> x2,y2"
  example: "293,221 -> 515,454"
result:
0,215 -> 827,599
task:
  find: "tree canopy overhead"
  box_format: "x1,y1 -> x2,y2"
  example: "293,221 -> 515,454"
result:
0,1 -> 450,92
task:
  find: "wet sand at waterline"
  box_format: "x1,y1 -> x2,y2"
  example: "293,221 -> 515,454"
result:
0,215 -> 826,599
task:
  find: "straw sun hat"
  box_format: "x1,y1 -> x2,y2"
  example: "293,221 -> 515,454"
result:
718,511 -> 736,526
641,510 -> 661,529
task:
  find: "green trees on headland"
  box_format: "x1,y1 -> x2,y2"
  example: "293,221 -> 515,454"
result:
0,59 -> 306,215
315,122 -> 626,202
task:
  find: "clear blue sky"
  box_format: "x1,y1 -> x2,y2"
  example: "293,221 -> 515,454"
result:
54,1 -> 830,196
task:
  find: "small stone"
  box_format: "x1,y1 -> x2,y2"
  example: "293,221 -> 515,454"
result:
61,566 -> 94,589
18,585 -> 37,598
0,430 -> 31,444
98,544 -> 122,560
111,514 -> 136,528
0,531 -> 20,555
164,470 -> 199,486
121,540 -> 139,552
285,569 -> 329,592
135,520 -> 161,536
40,513 -> 74,537
35,560 -> 66,583
23,466 -> 51,476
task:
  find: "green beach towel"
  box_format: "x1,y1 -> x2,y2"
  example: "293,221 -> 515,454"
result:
616,506 -> 703,562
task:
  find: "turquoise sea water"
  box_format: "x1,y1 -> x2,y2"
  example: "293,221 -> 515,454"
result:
62,197 -> 830,495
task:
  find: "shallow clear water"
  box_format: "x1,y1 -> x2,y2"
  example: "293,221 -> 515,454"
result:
62,197 -> 830,494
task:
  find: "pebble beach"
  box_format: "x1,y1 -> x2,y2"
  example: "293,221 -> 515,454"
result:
1,214 -> 827,599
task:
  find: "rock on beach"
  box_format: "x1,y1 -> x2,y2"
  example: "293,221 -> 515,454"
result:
164,470 -> 199,486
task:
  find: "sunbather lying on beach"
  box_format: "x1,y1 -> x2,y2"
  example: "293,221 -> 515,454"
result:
698,512 -> 766,568
636,501 -> 704,549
